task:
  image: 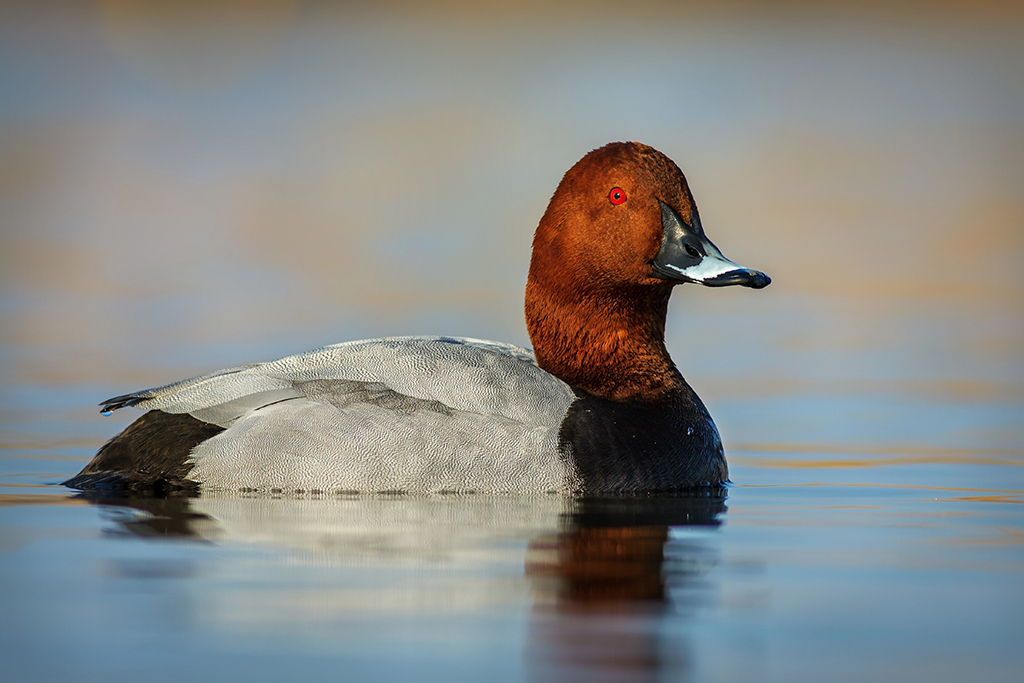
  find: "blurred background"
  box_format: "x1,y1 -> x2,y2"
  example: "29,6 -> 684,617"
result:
2,0 -> 1021,457
0,0 -> 1021,463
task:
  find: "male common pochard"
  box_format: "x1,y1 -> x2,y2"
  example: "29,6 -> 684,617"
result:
65,142 -> 770,495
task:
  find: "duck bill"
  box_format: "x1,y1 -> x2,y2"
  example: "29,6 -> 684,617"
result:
686,247 -> 771,289
652,200 -> 771,289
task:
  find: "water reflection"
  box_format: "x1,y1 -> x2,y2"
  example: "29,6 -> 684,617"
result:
524,496 -> 724,682
528,496 -> 724,608
76,490 -> 726,680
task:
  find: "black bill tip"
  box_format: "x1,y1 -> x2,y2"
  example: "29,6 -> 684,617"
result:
701,268 -> 771,289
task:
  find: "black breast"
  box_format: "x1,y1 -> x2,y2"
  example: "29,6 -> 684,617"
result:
557,384 -> 728,492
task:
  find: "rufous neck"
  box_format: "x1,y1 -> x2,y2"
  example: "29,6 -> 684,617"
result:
525,277 -> 682,401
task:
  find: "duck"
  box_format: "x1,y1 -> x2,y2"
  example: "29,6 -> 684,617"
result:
64,141 -> 770,496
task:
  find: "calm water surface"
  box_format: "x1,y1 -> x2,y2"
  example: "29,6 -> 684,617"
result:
2,3 -> 1022,681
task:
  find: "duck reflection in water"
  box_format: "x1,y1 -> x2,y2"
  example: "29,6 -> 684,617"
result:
528,494 -> 724,606
77,489 -> 725,680
525,494 -> 725,682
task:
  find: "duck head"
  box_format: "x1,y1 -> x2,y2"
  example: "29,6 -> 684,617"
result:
525,141 -> 770,400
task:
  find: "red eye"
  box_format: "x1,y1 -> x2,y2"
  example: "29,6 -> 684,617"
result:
609,187 -> 626,205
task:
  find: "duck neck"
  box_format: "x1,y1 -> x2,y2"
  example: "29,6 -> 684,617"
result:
525,278 -> 683,401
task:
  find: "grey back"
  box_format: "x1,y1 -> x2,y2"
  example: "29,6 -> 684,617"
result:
112,337 -> 579,493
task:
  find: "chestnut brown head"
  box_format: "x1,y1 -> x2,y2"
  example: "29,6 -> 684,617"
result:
529,142 -> 770,293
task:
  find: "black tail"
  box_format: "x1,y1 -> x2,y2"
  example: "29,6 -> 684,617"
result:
64,411 -> 224,495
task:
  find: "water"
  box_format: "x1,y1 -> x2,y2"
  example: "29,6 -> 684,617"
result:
2,2 -> 1023,681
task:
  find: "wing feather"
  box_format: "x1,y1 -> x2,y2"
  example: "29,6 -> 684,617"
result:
101,337 -> 573,428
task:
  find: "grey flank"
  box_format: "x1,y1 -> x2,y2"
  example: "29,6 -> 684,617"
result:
105,337 -> 579,493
